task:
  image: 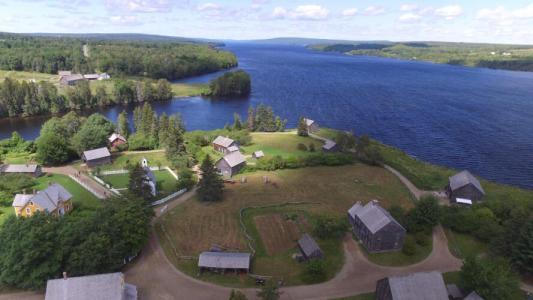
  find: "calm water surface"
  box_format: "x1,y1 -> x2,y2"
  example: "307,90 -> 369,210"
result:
1,43 -> 533,189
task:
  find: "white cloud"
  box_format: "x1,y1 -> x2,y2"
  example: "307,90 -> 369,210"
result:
400,4 -> 417,12
105,0 -> 173,13
197,3 -> 221,11
399,13 -> 421,23
477,4 -> 533,23
342,8 -> 358,17
109,15 -> 142,25
434,5 -> 463,20
271,5 -> 329,21
363,5 -> 386,16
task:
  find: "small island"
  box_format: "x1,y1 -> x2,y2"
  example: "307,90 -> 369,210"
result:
207,70 -> 252,97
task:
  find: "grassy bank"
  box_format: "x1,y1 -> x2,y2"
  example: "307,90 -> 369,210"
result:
363,232 -> 432,266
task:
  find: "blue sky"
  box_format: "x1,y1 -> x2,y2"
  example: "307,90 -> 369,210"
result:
2,1 -> 533,43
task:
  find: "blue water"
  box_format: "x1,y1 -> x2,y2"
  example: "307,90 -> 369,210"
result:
1,43 -> 533,189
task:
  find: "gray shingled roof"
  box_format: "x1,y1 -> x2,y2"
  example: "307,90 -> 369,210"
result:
222,151 -> 246,167
227,145 -> 240,153
1,164 -> 39,173
253,150 -> 265,158
198,252 -> 251,270
449,170 -> 485,194
12,183 -> 72,212
83,147 -> 111,161
83,74 -> 100,80
61,74 -> 84,82
388,272 -> 448,300
348,201 -> 405,234
213,136 -> 235,148
464,291 -> 485,300
446,284 -> 463,299
45,272 -> 136,300
298,233 -> 322,257
322,140 -> 337,150
58,71 -> 71,76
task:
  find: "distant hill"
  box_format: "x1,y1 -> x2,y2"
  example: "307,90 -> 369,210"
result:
0,32 -> 223,45
247,37 -> 391,46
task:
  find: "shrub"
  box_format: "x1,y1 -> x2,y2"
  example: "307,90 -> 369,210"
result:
301,259 -> 326,283
313,215 -> 348,239
308,143 -> 316,152
297,143 -> 308,151
176,169 -> 196,191
402,236 -> 417,256
415,232 -> 429,247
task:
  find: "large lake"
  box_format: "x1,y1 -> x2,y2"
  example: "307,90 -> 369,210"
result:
1,43 -> 533,189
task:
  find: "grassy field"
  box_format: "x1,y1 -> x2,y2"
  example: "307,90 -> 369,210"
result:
363,232 -> 432,266
2,151 -> 36,164
0,70 -> 56,82
172,83 -> 209,97
100,151 -> 170,171
332,293 -> 376,300
0,173 -> 101,224
156,164 -> 413,287
241,132 -> 324,159
444,229 -> 488,259
101,169 -> 178,197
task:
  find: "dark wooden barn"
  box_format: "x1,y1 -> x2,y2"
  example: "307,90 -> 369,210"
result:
375,271 -> 449,300
215,151 -> 246,178
297,233 -> 323,260
446,170 -> 485,203
348,200 -> 406,253
82,147 -> 112,168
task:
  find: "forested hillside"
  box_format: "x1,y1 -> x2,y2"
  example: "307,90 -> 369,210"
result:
310,41 -> 533,72
0,33 -> 237,80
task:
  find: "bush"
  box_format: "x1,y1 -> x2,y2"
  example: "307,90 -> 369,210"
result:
176,169 -> 196,190
313,215 -> 348,239
308,143 -> 316,152
301,259 -> 327,283
297,143 -> 308,151
402,236 -> 417,256
415,232 -> 429,247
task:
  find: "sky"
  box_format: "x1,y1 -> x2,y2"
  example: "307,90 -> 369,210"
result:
2,0 -> 533,44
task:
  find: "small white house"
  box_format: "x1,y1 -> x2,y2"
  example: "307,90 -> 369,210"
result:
141,158 -> 149,168
98,73 -> 111,80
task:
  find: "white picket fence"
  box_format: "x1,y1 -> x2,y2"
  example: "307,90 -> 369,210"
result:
151,188 -> 187,206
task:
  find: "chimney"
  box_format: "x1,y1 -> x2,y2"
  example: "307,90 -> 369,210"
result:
63,272 -> 67,280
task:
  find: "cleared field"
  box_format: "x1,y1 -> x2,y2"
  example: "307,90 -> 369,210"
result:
171,83 -> 209,97
101,151 -> 170,171
0,70 -> 56,82
157,164 -> 413,286
241,132 -> 324,158
254,213 -> 302,256
101,169 -> 178,197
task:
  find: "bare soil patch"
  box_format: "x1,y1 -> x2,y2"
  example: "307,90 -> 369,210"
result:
254,214 -> 302,255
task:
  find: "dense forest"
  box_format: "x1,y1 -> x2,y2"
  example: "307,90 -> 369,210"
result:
208,70 -> 251,97
310,41 -> 533,72
0,78 -> 172,117
0,33 -> 237,80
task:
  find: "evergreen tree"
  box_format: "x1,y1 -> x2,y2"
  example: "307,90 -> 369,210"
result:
94,85 -> 109,106
158,113 -> 170,147
128,163 -> 154,202
156,79 -> 173,101
197,155 -> 224,202
233,113 -> 242,130
511,216 -> 533,273
165,115 -> 186,168
297,117 -> 308,136
133,106 -> 143,132
118,111 -> 130,138
460,256 -> 519,300
247,106 -> 255,131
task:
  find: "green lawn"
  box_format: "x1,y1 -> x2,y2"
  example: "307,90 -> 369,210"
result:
101,169 -> 177,197
172,83 -> 209,97
240,132 -> 324,159
444,229 -> 488,259
332,293 -> 375,300
100,151 -> 170,171
0,70 -> 57,82
0,173 -> 101,224
362,232 -> 432,266
2,151 -> 35,164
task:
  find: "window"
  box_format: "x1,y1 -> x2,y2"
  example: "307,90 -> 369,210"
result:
29,201 -> 33,206
26,208 -> 30,215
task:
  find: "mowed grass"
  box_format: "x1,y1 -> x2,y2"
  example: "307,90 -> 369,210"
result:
444,228 -> 488,259
0,173 -> 101,224
156,164 -> 413,287
2,152 -> 35,164
240,132 -> 324,158
0,70 -> 57,82
363,232 -> 432,266
172,83 -> 209,97
100,151 -> 170,171
101,170 -> 178,196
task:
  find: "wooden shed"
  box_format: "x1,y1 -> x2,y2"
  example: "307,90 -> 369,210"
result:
446,170 -> 485,203
198,252 -> 251,273
215,151 -> 246,178
375,271 -> 449,300
297,233 -> 323,260
82,147 -> 112,167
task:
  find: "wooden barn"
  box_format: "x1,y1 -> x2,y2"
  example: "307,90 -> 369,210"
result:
348,200 -> 406,253
303,118 -> 319,133
198,252 -> 251,273
375,271 -> 449,300
212,136 -> 237,154
0,164 -> 42,177
82,147 -> 112,167
108,133 -> 127,149
446,170 -> 485,203
297,233 -> 323,260
215,151 -> 246,178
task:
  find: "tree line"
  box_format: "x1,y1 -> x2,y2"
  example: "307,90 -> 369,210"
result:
0,77 -> 173,118
0,33 -> 238,80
